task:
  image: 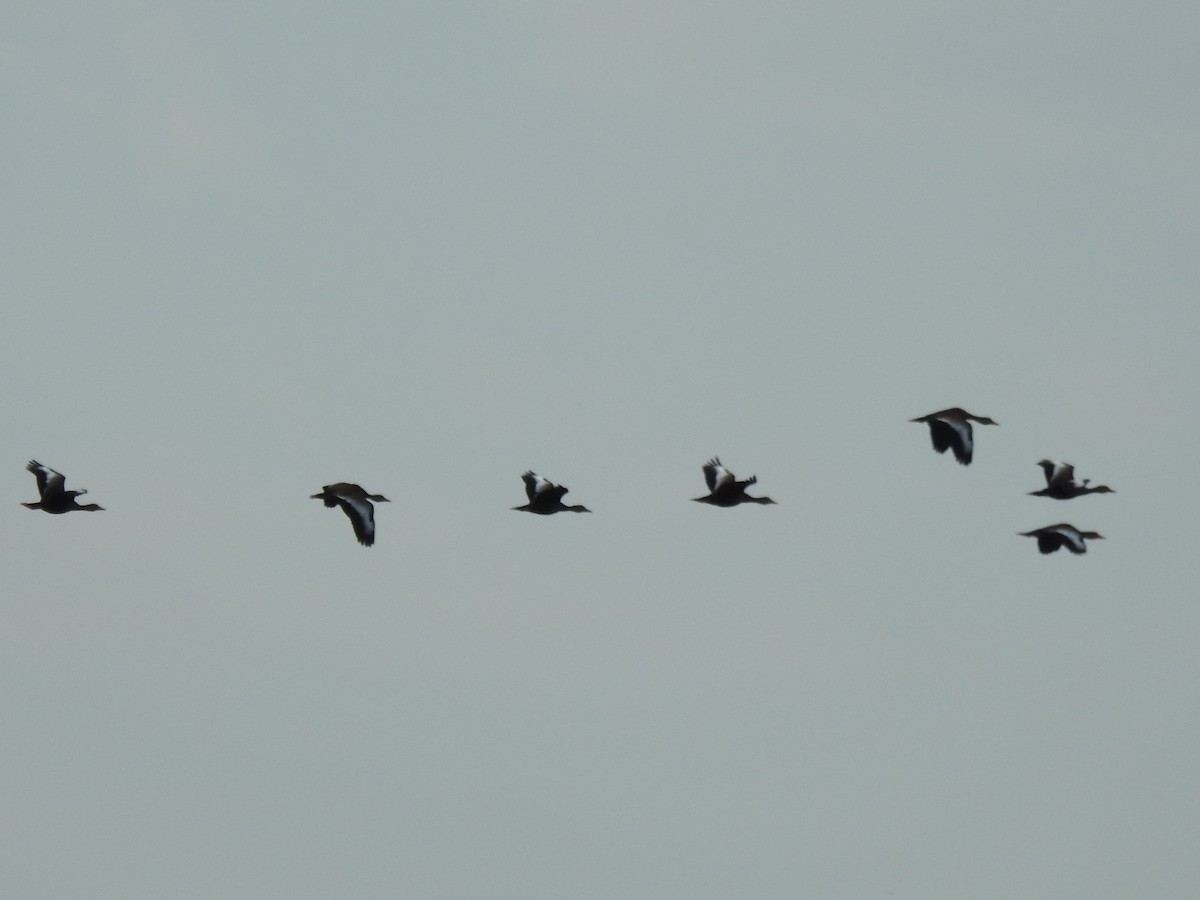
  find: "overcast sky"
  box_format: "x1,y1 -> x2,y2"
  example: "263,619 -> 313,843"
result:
4,3 -> 1199,898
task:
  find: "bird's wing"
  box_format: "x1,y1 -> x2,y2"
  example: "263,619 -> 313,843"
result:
926,421 -> 952,454
1040,461 -> 1074,486
337,496 -> 377,546
738,474 -> 758,490
1036,533 -> 1063,554
704,458 -> 732,492
27,460 -> 65,497
1052,525 -> 1088,554
521,471 -> 551,503
938,417 -> 974,464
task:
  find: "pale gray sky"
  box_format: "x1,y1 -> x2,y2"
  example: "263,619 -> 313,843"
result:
4,3 -> 1199,898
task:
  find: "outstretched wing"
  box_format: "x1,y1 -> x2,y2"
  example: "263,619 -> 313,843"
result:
934,417 -> 974,465
926,421 -> 952,455
1038,460 -> 1075,487
26,460 -> 65,498
1051,525 -> 1088,554
521,471 -> 552,503
337,496 -> 377,546
703,458 -> 732,492
1036,533 -> 1064,554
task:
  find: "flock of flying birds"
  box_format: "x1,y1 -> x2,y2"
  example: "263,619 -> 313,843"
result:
19,407 -> 1114,553
908,406 -> 1113,555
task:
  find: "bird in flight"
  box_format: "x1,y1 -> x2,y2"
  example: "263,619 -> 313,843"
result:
512,471 -> 591,514
910,407 -> 999,465
310,482 -> 389,546
21,460 -> 105,514
1028,460 -> 1115,499
1018,523 -> 1104,555
692,457 -> 776,507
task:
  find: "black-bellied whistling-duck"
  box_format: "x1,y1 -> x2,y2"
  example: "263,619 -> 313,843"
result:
1028,460 -> 1115,499
310,482 -> 389,546
512,471 -> 590,514
1018,523 -> 1104,555
21,460 -> 105,513
910,407 -> 998,465
692,457 -> 775,507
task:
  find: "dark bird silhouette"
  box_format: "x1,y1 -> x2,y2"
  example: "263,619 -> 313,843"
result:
692,457 -> 775,507
21,460 -> 105,513
1018,523 -> 1104,555
512,471 -> 590,514
1028,460 -> 1115,499
310,482 -> 389,546
910,407 -> 998,465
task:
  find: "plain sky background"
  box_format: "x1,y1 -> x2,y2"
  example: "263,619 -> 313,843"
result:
4,3 -> 1198,897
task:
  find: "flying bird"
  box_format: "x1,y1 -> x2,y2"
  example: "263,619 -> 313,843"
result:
21,460 -> 105,513
512,471 -> 590,514
1028,460 -> 1115,499
910,407 -> 998,465
1018,523 -> 1104,555
692,457 -> 776,507
310,482 -> 389,546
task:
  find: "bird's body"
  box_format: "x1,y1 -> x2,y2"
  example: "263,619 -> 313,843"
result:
310,482 -> 389,546
21,460 -> 104,513
910,407 -> 998,465
692,457 -> 775,507
513,471 -> 590,514
1018,523 -> 1104,555
1028,460 -> 1115,499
